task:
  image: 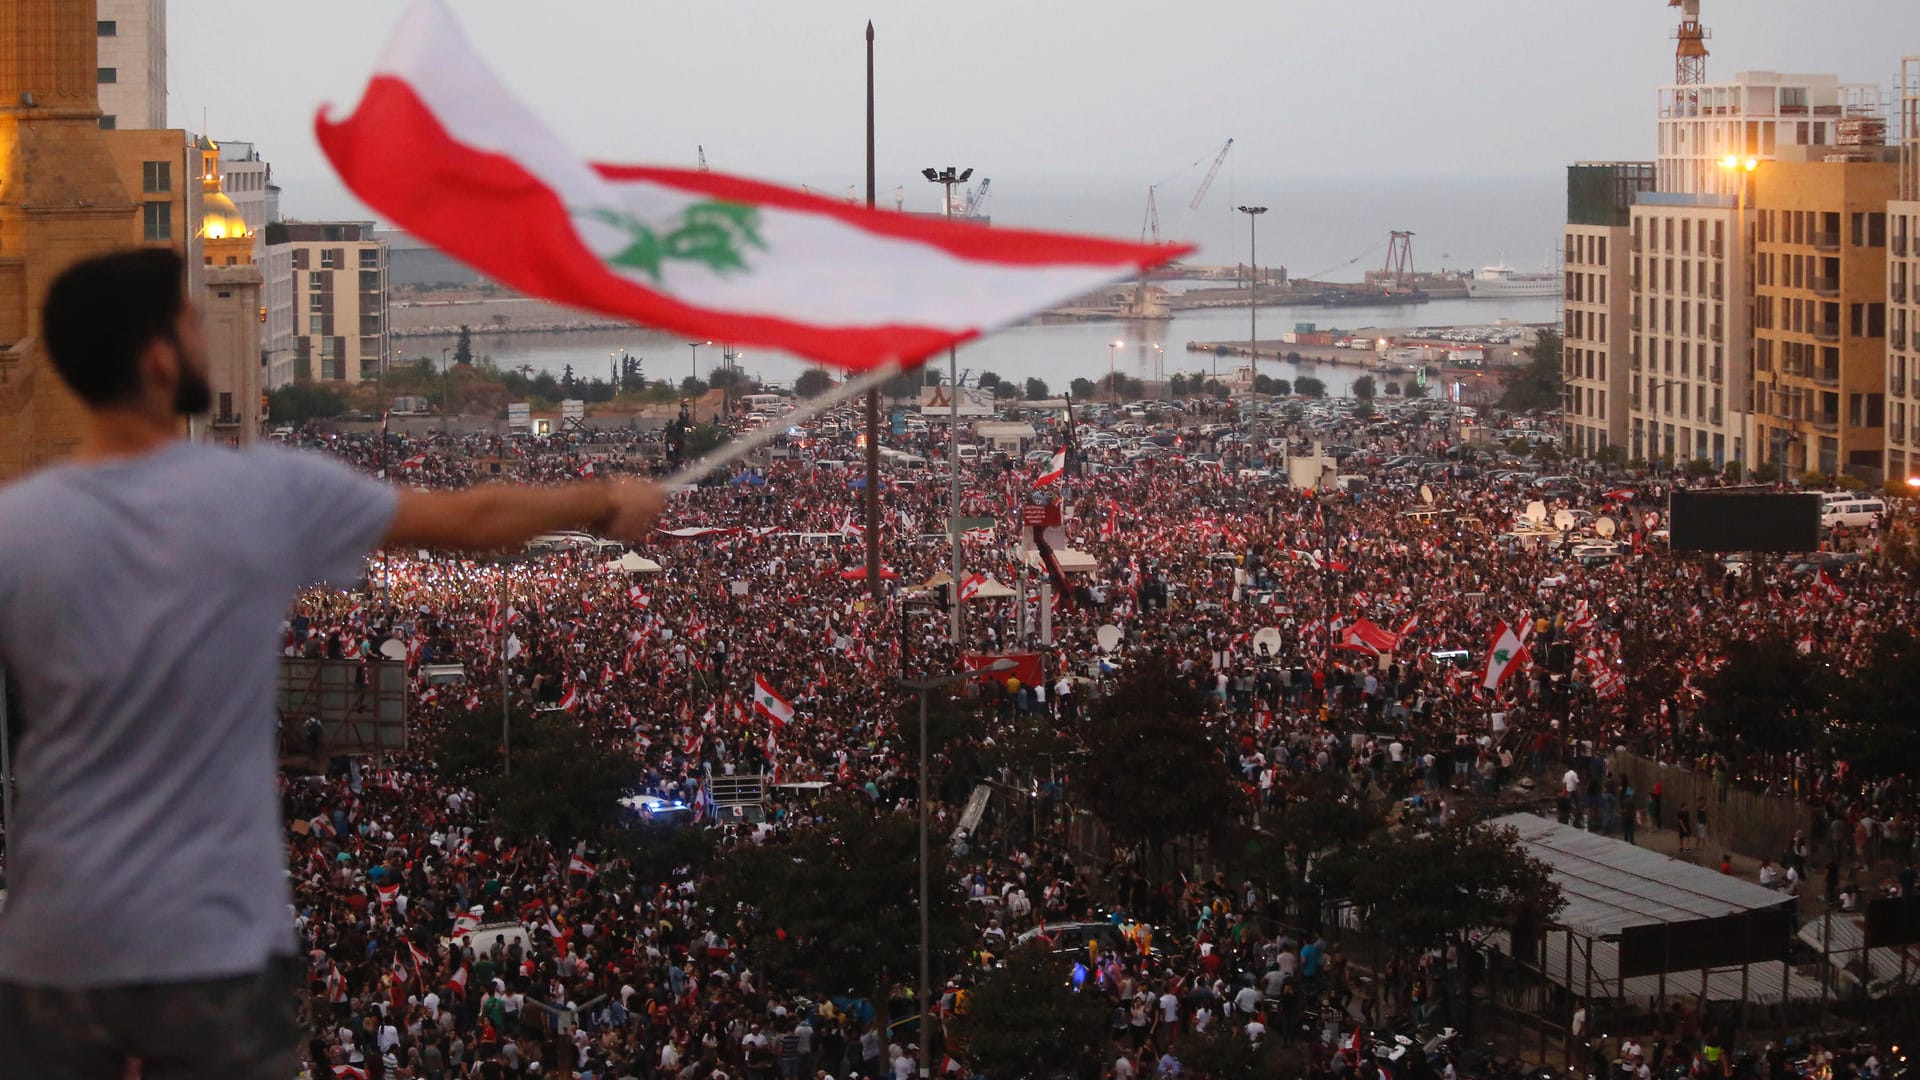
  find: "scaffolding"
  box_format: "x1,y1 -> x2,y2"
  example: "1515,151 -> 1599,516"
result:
276,658 -> 408,757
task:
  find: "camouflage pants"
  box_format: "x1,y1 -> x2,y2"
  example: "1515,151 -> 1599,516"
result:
0,957 -> 301,1079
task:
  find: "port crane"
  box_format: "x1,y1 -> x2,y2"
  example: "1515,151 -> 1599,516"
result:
959,177 -> 992,219
1188,138 -> 1233,210
697,145 -> 709,172
1668,0 -> 1709,85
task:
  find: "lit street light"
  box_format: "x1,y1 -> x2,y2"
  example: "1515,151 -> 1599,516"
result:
687,340 -> 711,392
1108,339 -> 1124,401
900,657 -> 1013,1080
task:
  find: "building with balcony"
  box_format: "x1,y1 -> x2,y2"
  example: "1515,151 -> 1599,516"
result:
1627,192 -> 1749,467
1563,163 -> 1655,458
1750,159 -> 1896,480
1889,57 -> 1920,483
1658,72 -> 1879,198
94,0 -> 165,131
262,221 -> 389,387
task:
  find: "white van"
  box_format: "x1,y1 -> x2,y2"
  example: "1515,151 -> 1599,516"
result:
1821,496 -> 1885,530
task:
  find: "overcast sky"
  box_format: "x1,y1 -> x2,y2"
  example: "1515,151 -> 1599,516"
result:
170,1 -> 1914,226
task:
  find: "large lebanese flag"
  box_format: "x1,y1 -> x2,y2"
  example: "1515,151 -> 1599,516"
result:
1035,449 -> 1066,487
316,1 -> 1188,372
752,674 -> 795,729
1481,620 -> 1532,691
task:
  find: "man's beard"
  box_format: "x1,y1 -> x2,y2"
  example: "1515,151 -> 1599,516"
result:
173,365 -> 213,416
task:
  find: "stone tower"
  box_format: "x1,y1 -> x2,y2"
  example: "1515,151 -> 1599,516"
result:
0,1 -> 145,478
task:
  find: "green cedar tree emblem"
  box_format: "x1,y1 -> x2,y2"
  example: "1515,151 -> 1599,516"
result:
1493,647 -> 1512,665
579,201 -> 767,282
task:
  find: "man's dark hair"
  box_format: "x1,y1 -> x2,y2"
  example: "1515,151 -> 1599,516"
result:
41,248 -> 186,406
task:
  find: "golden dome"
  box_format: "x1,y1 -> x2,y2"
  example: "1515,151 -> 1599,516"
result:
199,190 -> 251,242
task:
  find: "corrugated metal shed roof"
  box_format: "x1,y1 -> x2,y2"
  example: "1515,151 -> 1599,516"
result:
1492,813 -> 1793,938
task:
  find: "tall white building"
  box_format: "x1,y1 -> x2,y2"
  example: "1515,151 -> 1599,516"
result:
1563,163 -> 1655,458
214,139 -> 275,260
1887,57 -> 1920,482
94,0 -> 165,130
1658,72 -> 1880,197
263,221 -> 389,388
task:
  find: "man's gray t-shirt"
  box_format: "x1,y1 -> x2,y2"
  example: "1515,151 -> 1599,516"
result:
0,442 -> 396,987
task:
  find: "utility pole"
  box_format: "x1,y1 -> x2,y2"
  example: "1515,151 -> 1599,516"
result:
864,21 -> 884,603
1237,205 -> 1268,376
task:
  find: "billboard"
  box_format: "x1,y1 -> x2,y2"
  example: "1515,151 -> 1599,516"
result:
277,658 -> 408,755
1669,491 -> 1820,553
920,385 -> 995,418
506,402 -> 532,430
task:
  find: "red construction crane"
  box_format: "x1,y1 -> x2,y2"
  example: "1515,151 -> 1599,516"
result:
1669,0 -> 1709,85
1189,138 -> 1234,211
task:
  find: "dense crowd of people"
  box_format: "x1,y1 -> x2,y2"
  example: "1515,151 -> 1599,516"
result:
33,389 -> 1920,1078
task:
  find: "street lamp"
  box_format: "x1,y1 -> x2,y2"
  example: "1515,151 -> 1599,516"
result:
440,346 -> 451,435
900,658 -> 1014,1080
1108,339 -> 1125,401
1237,205 -> 1268,373
925,165 -> 972,647
687,340 -> 711,393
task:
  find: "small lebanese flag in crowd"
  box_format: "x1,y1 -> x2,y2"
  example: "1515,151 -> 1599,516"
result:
580,460 -> 596,478
334,1066 -> 370,1080
1482,619 -> 1532,691
752,674 -> 795,728
1100,499 -> 1117,540
1814,568 -> 1845,600
628,584 -> 650,608
451,911 -> 481,937
316,1 -> 1186,374
400,454 -> 427,470
408,941 -> 434,979
447,964 -> 469,994
568,854 -> 597,877
376,882 -> 401,906
957,572 -> 988,603
390,955 -> 410,985
556,684 -> 580,712
1036,448 -> 1066,487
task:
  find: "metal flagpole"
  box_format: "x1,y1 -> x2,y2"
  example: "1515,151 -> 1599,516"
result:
663,362 -> 904,488
862,21 -> 885,606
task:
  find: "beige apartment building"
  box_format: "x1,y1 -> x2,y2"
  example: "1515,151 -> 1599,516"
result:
1750,159 -> 1897,479
1889,57 -> 1920,483
1627,193 -> 1749,468
263,221 -> 389,386
94,0 -> 165,130
1562,163 -> 1654,457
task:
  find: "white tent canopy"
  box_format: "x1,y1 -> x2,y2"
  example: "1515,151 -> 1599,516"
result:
610,552 -> 663,574
969,576 -> 1017,599
1021,548 -> 1098,574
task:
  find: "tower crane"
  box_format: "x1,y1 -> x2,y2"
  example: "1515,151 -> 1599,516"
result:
697,145 -> 709,172
960,177 -> 992,218
1669,0 -> 1709,85
1188,138 -> 1234,210
1141,186 -> 1163,246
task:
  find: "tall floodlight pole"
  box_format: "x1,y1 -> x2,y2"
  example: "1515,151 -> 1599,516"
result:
1108,339 -> 1124,401
924,165 -> 972,646
863,22 -> 884,603
1238,205 -> 1268,375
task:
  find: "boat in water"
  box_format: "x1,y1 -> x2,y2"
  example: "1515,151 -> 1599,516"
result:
1466,264 -> 1560,299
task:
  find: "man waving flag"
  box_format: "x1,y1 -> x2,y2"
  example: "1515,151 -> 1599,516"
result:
1482,619 -> 1533,691
1035,448 -> 1066,487
752,674 -> 795,729
316,2 -> 1187,375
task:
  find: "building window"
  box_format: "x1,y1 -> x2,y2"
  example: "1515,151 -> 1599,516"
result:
142,202 -> 171,241
98,115 -> 116,130
359,248 -> 380,269
97,20 -> 117,35
218,392 -> 233,421
310,315 -> 326,334
142,161 -> 170,194
308,271 -> 326,292
97,67 -> 117,84
320,249 -> 337,269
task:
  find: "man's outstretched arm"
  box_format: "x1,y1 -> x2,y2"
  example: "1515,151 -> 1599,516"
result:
383,479 -> 665,552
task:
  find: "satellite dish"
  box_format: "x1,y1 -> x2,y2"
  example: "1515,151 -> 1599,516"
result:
1552,508 -> 1575,532
1419,483 -> 1434,506
1251,627 -> 1283,658
1096,625 -> 1123,654
1525,500 -> 1548,525
1595,515 -> 1617,538
379,639 -> 408,661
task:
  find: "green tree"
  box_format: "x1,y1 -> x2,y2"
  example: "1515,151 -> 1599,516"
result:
1024,377 -> 1050,401
1351,375 -> 1376,401
1294,376 -> 1327,399
1498,327 -> 1563,412
267,383 -> 346,423
432,706 -> 637,842
1070,654 -> 1238,877
708,798 -> 970,1028
1695,635 -> 1828,756
708,365 -> 752,393
1403,378 -> 1430,399
992,381 -> 1020,400
795,368 -> 836,398
1069,377 -> 1098,400
976,371 -> 1002,390
1316,822 -> 1562,954
1177,1029 -> 1295,1080
1170,373 -> 1190,397
679,375 -> 708,396
957,946 -> 1110,1080
1384,380 -> 1402,397
1270,377 -> 1291,397
453,324 -> 476,366
1827,630 -> 1920,778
